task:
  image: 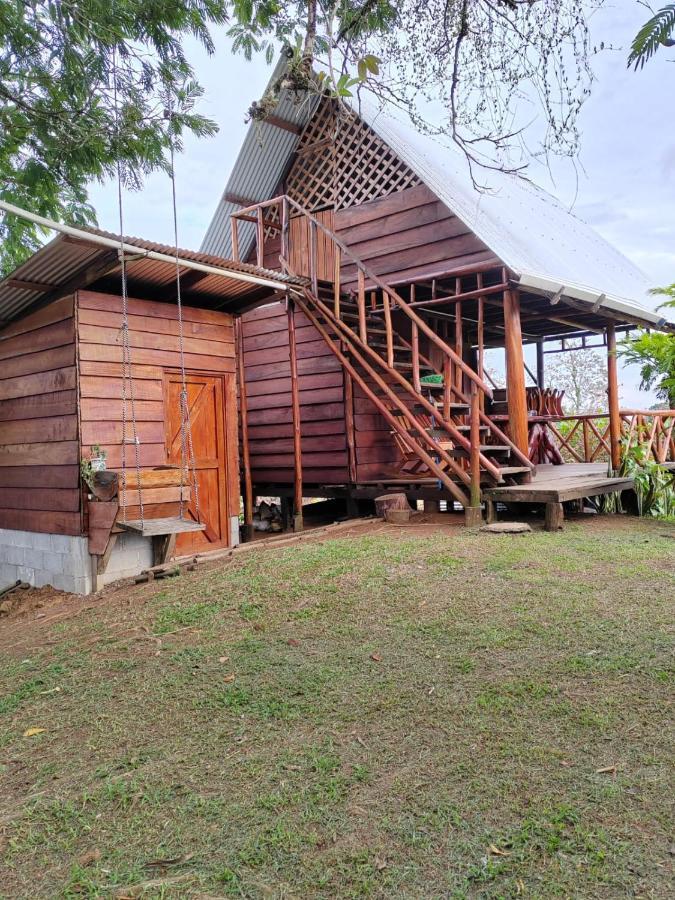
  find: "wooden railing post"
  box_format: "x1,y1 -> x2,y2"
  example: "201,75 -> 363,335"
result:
231,218 -> 239,262
287,296 -> 303,531
235,318 -> 253,541
411,321 -> 421,392
280,197 -> 290,263
606,324 -> 621,471
333,245 -> 341,319
383,291 -> 394,368
309,219 -> 318,296
256,207 -> 264,268
466,382 -> 483,527
357,269 -> 367,343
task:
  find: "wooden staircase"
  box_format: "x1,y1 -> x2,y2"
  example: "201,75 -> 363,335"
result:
231,196 -> 535,512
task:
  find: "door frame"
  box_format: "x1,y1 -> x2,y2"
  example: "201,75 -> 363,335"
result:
162,368 -> 238,550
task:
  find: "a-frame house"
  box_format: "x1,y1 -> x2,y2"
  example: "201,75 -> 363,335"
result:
202,61 -> 673,531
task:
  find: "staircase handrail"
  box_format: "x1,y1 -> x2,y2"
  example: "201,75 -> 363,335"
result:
233,195 -> 493,401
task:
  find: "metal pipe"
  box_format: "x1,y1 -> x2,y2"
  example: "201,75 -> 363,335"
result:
0,199 -> 300,295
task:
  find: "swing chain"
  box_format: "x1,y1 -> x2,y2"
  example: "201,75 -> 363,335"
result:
113,46 -> 144,528
167,93 -> 200,524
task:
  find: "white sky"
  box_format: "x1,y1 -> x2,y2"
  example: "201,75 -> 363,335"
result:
88,1 -> 675,406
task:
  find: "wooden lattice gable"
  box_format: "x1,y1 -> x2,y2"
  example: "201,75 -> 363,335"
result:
284,98 -> 422,211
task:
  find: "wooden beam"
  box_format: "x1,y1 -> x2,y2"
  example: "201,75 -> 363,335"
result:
606,324 -> 621,471
224,191 -> 259,208
7,278 -> 58,293
287,297 -> 304,531
235,319 -> 254,541
263,114 -> 301,135
503,288 -> 529,456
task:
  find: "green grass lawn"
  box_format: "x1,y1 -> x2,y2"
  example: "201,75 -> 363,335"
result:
1,517 -> 673,898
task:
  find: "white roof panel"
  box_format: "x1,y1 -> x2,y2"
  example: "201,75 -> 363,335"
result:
202,60 -> 672,330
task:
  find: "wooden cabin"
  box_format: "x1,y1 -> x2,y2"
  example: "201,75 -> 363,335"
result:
1,60 -> 674,593
200,64 -> 674,533
0,233 -> 303,592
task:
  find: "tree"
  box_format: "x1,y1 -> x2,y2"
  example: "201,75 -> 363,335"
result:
628,3 -> 675,68
545,342 -> 609,414
229,1 -> 600,179
0,0 -> 227,274
619,288 -> 675,409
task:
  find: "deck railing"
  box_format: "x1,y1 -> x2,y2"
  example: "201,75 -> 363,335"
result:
540,411 -> 674,465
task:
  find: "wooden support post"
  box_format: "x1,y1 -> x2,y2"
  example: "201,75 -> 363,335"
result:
231,218 -> 240,262
357,269 -> 367,343
466,382 -> 482,526
503,288 -> 529,456
411,321 -> 421,392
477,292 -> 485,411
287,297 -> 304,531
545,501 -> 564,531
454,298 -> 463,394
256,207 -> 264,268
606,324 -> 621,471
485,499 -> 497,524
344,369 -> 358,482
536,339 -> 545,389
235,319 -> 254,541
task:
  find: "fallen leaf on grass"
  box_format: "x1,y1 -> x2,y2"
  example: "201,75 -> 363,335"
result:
488,844 -> 511,857
23,727 -> 45,737
596,764 -> 617,775
374,857 -> 387,871
560,759 -> 573,768
223,673 -> 236,683
78,848 -> 101,867
370,652 -> 382,662
218,656 -> 230,663
287,638 -> 300,647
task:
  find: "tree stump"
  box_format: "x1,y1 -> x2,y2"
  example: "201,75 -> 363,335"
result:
374,493 -> 410,519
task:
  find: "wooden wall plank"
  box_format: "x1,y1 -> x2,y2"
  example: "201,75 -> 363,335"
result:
0,508 -> 81,535
0,390 -> 77,421
0,303 -> 81,534
0,415 -> 78,445
0,440 -> 79,466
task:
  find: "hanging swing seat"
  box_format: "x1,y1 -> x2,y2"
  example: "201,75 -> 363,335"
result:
118,517 -> 206,537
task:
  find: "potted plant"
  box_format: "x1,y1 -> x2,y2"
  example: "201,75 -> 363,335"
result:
89,444 -> 107,472
80,444 -> 107,491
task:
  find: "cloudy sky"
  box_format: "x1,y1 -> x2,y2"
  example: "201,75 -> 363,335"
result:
89,1 -> 675,405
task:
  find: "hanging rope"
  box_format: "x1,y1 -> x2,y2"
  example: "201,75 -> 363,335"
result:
167,93 -> 200,524
112,46 -> 144,527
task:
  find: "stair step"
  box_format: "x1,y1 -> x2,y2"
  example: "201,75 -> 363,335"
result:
393,362 -> 434,372
413,403 -> 469,413
445,445 -> 512,458
496,466 -> 532,476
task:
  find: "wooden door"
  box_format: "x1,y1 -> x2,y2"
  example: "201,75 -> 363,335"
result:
164,372 -> 231,554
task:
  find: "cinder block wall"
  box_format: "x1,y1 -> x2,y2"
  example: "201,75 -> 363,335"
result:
0,529 -> 92,594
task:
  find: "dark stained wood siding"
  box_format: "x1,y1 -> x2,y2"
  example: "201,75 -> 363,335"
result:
0,296 -> 81,535
335,183 -> 500,289
241,302 -> 349,484
77,290 -> 239,524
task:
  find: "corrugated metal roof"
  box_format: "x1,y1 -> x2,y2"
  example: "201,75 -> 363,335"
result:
0,227 -> 305,325
200,57 -> 320,260
201,59 -> 673,331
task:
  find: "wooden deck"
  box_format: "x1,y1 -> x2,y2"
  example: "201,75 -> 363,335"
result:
482,463 -> 634,530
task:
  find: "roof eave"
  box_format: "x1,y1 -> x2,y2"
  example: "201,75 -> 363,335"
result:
515,271 -> 673,332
